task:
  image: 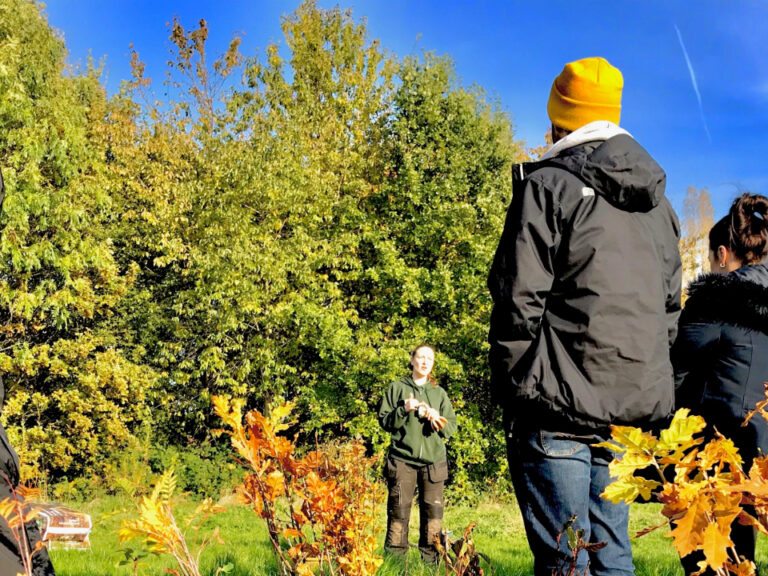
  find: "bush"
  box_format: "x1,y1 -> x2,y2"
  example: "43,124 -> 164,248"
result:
147,444 -> 241,499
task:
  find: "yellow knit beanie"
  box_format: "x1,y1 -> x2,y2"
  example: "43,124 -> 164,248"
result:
547,57 -> 623,132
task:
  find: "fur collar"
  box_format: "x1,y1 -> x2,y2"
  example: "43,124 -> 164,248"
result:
684,265 -> 768,333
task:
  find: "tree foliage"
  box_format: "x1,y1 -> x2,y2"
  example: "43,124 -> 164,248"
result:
0,0 -> 154,481
0,0 -> 525,489
680,186 -> 715,293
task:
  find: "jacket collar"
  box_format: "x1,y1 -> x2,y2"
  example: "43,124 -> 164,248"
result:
684,264 -> 768,332
401,374 -> 436,395
540,121 -> 631,161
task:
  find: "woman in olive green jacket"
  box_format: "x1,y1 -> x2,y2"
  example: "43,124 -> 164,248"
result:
377,344 -> 457,563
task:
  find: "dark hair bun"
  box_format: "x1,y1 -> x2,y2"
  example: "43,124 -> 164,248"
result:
730,193 -> 768,265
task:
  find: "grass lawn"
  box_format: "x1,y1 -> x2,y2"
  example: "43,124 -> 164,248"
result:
49,495 -> 768,575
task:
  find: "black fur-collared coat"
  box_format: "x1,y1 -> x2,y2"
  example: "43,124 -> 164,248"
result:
673,263 -> 768,468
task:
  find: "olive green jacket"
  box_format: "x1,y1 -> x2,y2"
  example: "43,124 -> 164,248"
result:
377,375 -> 457,466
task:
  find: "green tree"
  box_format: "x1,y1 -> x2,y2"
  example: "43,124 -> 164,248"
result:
352,53 -> 525,491
103,1 -> 527,491
0,0 -> 154,480
0,0 -> 530,493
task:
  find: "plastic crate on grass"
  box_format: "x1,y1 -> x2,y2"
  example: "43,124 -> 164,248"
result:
32,504 -> 92,550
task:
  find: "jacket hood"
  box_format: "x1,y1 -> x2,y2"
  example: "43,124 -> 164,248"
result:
548,134 -> 667,213
684,264 -> 768,333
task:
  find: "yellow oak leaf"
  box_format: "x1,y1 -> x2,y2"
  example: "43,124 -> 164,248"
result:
667,493 -> 709,557
749,455 -> 768,483
264,470 -> 285,499
660,408 -> 706,451
659,480 -> 704,519
270,400 -> 295,433
283,528 -> 303,540
698,435 -> 743,472
712,490 -> 742,532
211,395 -> 243,432
601,476 -> 660,504
608,451 -> 656,479
727,558 -> 757,576
604,426 -> 659,455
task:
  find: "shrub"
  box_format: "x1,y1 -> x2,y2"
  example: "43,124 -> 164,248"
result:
214,395 -> 385,576
601,407 -> 768,575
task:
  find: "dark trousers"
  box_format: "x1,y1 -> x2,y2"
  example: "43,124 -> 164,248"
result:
0,517 -> 52,576
384,456 -> 448,562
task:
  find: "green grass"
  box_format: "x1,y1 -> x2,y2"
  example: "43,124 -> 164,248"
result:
48,495 -> 768,575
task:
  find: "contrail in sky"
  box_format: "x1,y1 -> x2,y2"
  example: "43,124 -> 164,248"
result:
675,24 -> 712,143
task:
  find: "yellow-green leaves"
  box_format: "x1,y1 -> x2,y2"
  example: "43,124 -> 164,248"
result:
602,476 -> 661,504
119,468 -> 223,576
1,0 -> 524,495
0,0 -> 154,482
600,408 -> 768,574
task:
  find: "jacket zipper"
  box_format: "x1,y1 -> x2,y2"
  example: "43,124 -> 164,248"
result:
417,384 -> 423,460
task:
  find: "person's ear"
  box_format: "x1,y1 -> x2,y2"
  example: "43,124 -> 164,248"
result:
717,245 -> 729,268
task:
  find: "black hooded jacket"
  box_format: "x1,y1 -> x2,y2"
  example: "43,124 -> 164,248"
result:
673,264 -> 768,467
488,134 -> 682,432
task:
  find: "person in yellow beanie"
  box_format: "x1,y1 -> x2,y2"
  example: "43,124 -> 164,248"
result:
547,57 -> 623,133
488,57 -> 681,576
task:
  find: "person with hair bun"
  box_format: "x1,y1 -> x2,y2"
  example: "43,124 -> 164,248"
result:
377,344 -> 457,564
674,192 -> 768,573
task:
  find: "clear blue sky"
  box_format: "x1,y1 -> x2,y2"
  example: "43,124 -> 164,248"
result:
45,1 -> 768,219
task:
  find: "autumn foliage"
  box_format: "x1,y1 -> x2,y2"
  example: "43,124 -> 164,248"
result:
433,522 -> 493,576
0,481 -> 46,576
601,407 -> 768,575
213,396 -> 384,576
119,468 -> 224,576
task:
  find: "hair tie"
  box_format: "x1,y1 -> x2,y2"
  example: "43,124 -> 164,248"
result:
754,211 -> 765,221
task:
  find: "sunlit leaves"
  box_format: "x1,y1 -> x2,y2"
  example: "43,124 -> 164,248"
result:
602,476 -> 661,505
0,487 -> 46,575
119,468 -> 223,576
214,395 -> 385,575
659,408 -> 707,451
0,0 -> 154,482
2,0 -> 523,492
600,408 -> 768,574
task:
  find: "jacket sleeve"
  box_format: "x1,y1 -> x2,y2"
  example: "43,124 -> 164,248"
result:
664,206 -> 683,347
437,391 -> 457,440
671,307 -> 720,397
487,173 -> 560,401
378,383 -> 407,433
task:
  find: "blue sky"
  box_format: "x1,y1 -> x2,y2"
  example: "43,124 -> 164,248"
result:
44,1 -> 768,219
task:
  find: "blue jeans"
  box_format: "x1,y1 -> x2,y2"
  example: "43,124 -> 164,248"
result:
507,425 -> 634,576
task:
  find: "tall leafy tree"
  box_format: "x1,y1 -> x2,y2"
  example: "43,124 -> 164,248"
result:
0,0 -> 530,491
680,186 -> 715,294
0,0 -> 154,480
353,53 -> 525,489
98,1 -> 528,489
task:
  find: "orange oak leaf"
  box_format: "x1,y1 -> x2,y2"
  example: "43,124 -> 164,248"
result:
701,521 -> 733,570
667,493 -> 709,557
